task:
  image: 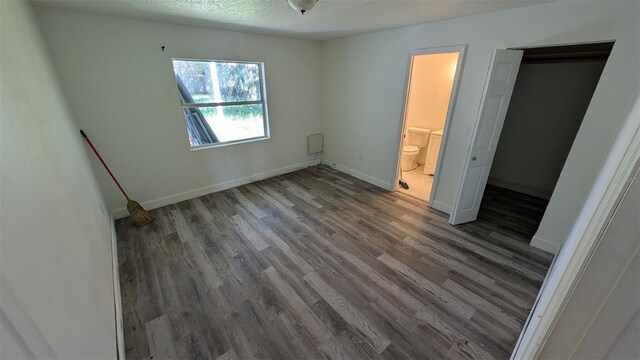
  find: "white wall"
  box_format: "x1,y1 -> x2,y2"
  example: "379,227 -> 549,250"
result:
605,308 -> 640,359
1,321 -> 30,360
539,172 -> 639,358
321,0 -> 639,251
406,53 -> 458,163
406,53 -> 458,132
35,7 -> 323,214
0,1 -> 116,358
488,61 -> 606,200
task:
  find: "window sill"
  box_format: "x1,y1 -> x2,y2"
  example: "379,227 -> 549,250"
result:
189,135 -> 270,151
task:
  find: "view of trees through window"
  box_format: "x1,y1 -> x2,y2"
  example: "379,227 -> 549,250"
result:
172,60 -> 267,146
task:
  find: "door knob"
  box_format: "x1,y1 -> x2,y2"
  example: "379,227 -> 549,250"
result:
472,156 -> 477,161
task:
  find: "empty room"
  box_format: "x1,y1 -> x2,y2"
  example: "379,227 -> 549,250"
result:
1,1 -> 639,360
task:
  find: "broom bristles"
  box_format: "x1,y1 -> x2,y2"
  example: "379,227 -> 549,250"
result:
126,199 -> 154,227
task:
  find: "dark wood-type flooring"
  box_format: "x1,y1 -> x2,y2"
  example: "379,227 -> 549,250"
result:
473,184 -> 549,241
116,166 -> 554,360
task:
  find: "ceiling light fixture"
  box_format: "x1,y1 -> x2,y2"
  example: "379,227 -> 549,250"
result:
288,0 -> 318,15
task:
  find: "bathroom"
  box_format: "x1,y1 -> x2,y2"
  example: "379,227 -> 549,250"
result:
399,50 -> 461,202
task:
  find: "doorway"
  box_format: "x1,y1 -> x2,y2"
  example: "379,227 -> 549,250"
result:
395,46 -> 466,205
451,42 -> 613,242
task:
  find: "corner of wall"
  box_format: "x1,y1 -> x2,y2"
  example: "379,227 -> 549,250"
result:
324,161 -> 394,191
531,232 -> 560,254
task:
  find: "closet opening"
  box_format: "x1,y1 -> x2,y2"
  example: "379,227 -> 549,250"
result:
465,42 -> 613,247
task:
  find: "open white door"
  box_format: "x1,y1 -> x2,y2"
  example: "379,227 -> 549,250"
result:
450,49 -> 523,225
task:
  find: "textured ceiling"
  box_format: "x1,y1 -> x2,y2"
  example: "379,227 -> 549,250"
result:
31,0 -> 555,40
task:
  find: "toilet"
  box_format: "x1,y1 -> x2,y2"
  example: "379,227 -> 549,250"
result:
401,127 -> 430,171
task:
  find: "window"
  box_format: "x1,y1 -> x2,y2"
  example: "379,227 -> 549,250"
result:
171,59 -> 269,148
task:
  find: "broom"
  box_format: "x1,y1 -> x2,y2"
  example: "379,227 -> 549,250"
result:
80,130 -> 154,227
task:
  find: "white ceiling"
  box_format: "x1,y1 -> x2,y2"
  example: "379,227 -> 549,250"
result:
31,0 -> 555,40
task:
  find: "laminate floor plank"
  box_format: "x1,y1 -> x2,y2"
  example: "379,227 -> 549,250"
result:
117,166 -> 552,359
303,270 -> 391,354
415,305 -> 495,360
264,266 -> 331,346
231,187 -> 268,219
175,331 -> 212,360
377,252 -> 476,319
245,183 -> 299,219
146,314 -> 179,359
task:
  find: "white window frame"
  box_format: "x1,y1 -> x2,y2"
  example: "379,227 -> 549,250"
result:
172,58 -> 270,150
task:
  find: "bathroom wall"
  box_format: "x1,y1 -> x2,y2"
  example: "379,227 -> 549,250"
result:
406,53 -> 459,163
488,61 -> 607,199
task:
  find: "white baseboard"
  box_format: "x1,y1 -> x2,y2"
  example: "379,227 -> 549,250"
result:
111,160 -> 320,219
110,215 -> 125,359
326,162 -> 393,191
430,199 -> 452,214
530,233 -> 560,254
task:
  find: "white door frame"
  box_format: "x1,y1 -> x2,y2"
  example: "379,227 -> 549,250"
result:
393,44 -> 467,211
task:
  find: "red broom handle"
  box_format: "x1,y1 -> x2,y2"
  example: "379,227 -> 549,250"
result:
80,130 -> 130,200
